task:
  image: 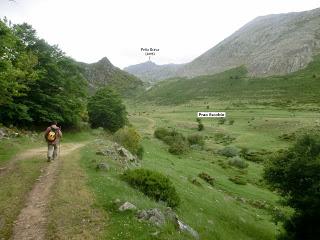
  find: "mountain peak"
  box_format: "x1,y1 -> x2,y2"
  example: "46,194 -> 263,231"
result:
98,57 -> 112,66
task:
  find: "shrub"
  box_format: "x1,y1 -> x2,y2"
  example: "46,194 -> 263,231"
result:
218,146 -> 239,157
187,134 -> 205,146
198,172 -> 215,186
154,128 -> 189,155
218,118 -> 226,125
168,138 -> 189,155
264,134 -> 320,239
198,123 -> 204,131
121,168 -> 180,207
229,176 -> 247,185
228,119 -> 235,125
188,177 -> 202,187
114,127 -> 143,159
88,87 -> 127,132
228,156 -> 249,169
154,127 -> 170,140
214,132 -> 236,145
137,146 -> 144,159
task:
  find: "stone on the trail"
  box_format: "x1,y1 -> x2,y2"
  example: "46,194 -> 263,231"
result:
96,163 -> 110,171
177,219 -> 200,240
119,202 -> 137,211
137,208 -> 166,226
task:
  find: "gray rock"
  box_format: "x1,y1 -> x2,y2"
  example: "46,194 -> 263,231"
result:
117,147 -> 137,162
177,219 -> 200,240
96,163 -> 110,171
0,128 -> 7,139
137,208 -> 166,226
119,202 -> 137,211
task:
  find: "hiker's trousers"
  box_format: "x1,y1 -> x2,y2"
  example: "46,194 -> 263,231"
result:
47,144 -> 59,160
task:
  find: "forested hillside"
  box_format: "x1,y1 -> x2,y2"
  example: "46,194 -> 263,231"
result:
0,19 -> 87,128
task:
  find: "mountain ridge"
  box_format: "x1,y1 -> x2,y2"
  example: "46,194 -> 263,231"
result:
124,7 -> 320,82
79,57 -> 143,95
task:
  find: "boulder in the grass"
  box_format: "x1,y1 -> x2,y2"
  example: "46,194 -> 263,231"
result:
118,202 -> 137,211
96,162 -> 110,171
117,147 -> 137,162
176,219 -> 200,240
137,208 -> 166,226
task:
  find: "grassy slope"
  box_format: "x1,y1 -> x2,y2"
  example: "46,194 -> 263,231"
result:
139,55 -> 320,105
77,101 -> 319,239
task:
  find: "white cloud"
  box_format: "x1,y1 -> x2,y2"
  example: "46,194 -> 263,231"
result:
1,0 -> 319,68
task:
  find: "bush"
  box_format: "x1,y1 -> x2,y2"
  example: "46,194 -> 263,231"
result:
214,132 -> 236,145
218,146 -> 239,157
168,138 -> 189,155
154,127 -> 170,140
188,177 -> 202,187
137,146 -> 144,159
229,176 -> 247,185
154,128 -> 189,155
228,119 -> 235,125
187,134 -> 205,146
88,87 -> 127,132
218,118 -> 226,125
228,156 -> 249,169
198,172 -> 215,186
198,123 -> 204,131
264,134 -> 320,239
121,168 -> 180,208
114,127 -> 143,159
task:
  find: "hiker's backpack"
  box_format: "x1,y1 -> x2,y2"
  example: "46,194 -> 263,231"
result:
47,127 -> 58,142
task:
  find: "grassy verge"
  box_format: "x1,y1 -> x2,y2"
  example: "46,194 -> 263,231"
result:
80,141 -> 194,240
0,156 -> 47,238
46,149 -> 107,239
0,136 -> 43,165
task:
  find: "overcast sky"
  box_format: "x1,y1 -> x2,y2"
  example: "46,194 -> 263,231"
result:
0,0 -> 319,68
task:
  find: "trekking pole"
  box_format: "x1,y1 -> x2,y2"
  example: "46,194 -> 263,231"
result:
59,125 -> 61,159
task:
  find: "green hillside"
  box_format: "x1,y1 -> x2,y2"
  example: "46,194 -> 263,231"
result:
140,55 -> 320,106
79,58 -> 144,97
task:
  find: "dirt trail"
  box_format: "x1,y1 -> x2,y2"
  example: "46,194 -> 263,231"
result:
12,143 -> 86,240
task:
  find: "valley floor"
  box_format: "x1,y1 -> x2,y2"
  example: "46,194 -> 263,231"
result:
1,100 -> 319,239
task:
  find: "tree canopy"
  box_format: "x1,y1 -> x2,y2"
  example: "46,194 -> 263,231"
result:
0,19 -> 88,128
87,87 -> 127,132
264,134 -> 320,239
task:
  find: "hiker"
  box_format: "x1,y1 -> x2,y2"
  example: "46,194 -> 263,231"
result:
44,121 -> 62,162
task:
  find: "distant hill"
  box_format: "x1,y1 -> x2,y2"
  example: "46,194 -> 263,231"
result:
139,55 -> 320,105
125,7 -> 320,81
79,57 -> 143,95
124,61 -> 183,82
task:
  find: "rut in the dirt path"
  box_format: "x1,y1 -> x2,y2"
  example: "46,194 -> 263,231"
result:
12,143 -> 86,240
